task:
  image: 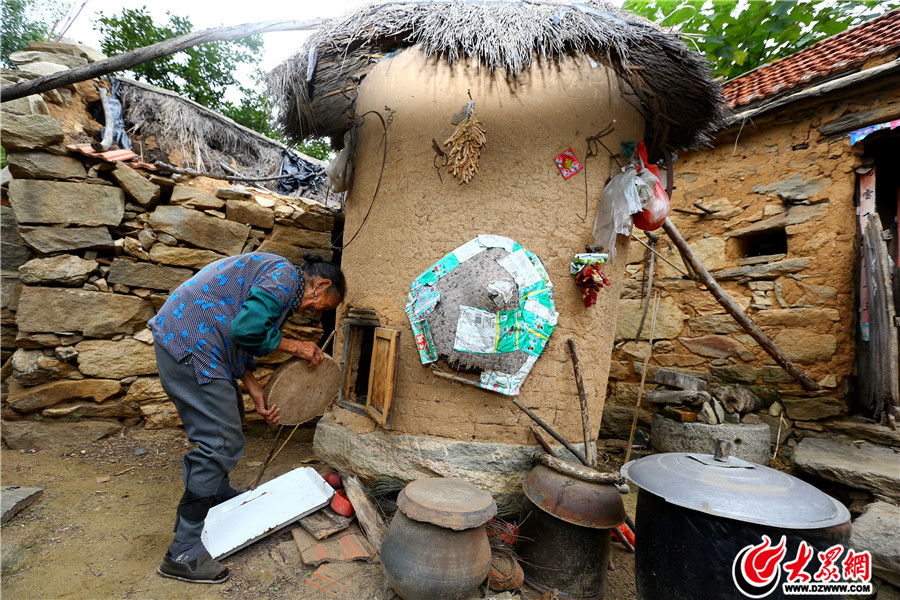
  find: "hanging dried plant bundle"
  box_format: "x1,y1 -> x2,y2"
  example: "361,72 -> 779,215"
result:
445,101 -> 486,184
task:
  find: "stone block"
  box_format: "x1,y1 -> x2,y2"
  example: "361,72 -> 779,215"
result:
6,151 -> 86,180
772,329 -> 837,365
711,258 -> 813,281
10,348 -> 75,385
727,204 -> 829,239
148,205 -> 249,256
9,180 -> 124,226
599,404 -> 652,438
148,245 -> 224,270
111,163 -> 160,208
140,401 -> 182,429
1,486 -> 43,524
18,226 -> 114,254
226,200 -> 274,229
711,364 -> 793,385
780,396 -> 843,420
256,240 -> 333,264
687,236 -> 728,271
823,419 -> 900,447
43,401 -> 139,418
650,412 -> 771,464
170,185 -> 224,210
7,379 -> 122,413
792,437 -> 900,504
18,255 -> 97,286
106,258 -> 192,292
293,208 -> 334,232
1,241 -> 32,272
616,297 -> 684,340
270,224 -> 332,250
751,174 -> 832,203
680,335 -> 754,360
16,286 -> 155,337
9,50 -> 87,68
753,308 -> 841,329
0,420 -> 121,450
0,114 -> 64,151
76,339 -> 158,379
123,377 -> 167,403
313,413 -> 589,510
688,313 -> 743,335
849,502 -> 900,587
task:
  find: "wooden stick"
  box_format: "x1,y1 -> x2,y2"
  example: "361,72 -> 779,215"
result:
1,18 -> 324,102
662,217 -> 820,391
630,233 -> 689,276
625,293 -> 660,465
530,425 -> 562,458
343,475 -> 385,550
429,367 -> 591,467
567,338 -> 596,467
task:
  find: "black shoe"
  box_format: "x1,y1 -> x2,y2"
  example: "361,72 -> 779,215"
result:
158,551 -> 229,584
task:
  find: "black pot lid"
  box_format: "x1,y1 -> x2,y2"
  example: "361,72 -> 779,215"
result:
621,453 -> 850,529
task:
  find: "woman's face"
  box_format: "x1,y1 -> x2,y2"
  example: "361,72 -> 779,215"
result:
303,278 -> 342,314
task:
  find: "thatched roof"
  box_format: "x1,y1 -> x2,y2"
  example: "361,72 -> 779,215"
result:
115,77 -> 336,202
267,0 -> 727,157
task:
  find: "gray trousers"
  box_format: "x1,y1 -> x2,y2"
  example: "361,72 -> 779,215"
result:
155,344 -> 245,540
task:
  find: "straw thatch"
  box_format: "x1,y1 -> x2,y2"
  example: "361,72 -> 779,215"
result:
267,0 -> 727,157
116,77 -> 337,202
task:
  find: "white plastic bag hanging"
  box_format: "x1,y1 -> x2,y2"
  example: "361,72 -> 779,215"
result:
592,165 -> 646,262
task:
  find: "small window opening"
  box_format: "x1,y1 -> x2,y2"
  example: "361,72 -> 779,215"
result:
339,309 -> 380,410
734,228 -> 788,259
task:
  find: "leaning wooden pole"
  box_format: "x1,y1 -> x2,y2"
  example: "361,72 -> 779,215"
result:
1,18 -> 323,102
662,217 -> 820,391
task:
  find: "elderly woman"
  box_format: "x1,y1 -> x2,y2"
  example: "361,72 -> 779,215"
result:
149,252 -> 345,584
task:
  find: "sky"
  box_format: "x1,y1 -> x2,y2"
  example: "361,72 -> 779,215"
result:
62,0 -> 375,72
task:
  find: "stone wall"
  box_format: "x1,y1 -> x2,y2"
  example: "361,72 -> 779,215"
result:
1,47 -> 336,430
606,72 -> 900,448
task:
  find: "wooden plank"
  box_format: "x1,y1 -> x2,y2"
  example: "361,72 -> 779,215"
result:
342,475 -> 385,551
863,214 -> 900,427
365,327 -> 400,429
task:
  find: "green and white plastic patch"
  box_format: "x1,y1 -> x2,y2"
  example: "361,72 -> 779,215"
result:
405,235 -> 558,395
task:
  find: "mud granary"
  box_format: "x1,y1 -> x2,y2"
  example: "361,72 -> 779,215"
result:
266,0 -> 723,502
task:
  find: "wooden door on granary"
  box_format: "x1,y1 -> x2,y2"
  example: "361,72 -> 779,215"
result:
855,130 -> 900,427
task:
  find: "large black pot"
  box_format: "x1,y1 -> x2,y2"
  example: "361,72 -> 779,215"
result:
622,453 -> 851,600
515,464 -> 625,599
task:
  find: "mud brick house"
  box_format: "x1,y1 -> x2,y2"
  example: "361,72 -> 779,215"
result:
607,9 -> 900,445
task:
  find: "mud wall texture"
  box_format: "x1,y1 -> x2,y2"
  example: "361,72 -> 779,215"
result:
338,47 -> 645,445
605,72 -> 900,441
1,44 -> 334,431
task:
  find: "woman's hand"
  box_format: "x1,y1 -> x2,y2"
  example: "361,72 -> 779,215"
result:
242,369 -> 279,425
277,338 -> 324,370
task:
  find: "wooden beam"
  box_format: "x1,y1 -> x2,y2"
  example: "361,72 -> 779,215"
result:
1,19 -> 324,102
662,217 -> 820,391
567,339 -> 596,467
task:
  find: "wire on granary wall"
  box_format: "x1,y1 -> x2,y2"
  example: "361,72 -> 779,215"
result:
579,121 -> 618,221
336,107 -> 393,250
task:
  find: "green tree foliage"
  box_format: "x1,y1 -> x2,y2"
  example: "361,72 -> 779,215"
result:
1,0 -> 69,68
95,8 -> 277,134
623,1 -> 899,79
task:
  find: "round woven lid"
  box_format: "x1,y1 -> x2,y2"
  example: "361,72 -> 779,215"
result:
397,478 -> 497,530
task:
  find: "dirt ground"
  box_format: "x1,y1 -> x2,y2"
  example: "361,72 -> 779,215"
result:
1,426 -> 638,600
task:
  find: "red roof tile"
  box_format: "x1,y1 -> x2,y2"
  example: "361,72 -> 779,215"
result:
724,9 -> 900,110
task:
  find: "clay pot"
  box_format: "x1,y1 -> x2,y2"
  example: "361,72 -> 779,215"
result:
381,511 -> 492,600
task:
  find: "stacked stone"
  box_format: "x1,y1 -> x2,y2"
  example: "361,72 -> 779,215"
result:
1,43 -> 334,430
